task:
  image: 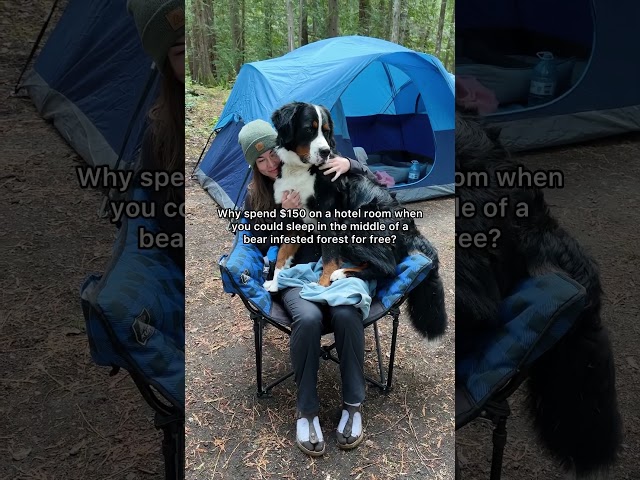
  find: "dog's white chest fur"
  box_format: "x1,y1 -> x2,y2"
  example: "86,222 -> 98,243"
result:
273,158 -> 316,222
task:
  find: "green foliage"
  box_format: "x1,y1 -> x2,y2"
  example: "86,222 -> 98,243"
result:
187,0 -> 455,86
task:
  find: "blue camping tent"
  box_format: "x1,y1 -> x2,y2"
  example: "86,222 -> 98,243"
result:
456,0 -> 640,151
21,0 -> 158,171
195,36 -> 455,208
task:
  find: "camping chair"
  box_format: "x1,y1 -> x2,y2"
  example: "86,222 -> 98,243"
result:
218,225 -> 436,398
454,272 -> 587,479
80,187 -> 185,480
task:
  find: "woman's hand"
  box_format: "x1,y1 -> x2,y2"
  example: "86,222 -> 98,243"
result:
282,190 -> 302,209
319,156 -> 351,182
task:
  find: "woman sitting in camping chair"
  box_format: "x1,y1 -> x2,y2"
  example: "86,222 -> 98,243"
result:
237,119 -> 375,456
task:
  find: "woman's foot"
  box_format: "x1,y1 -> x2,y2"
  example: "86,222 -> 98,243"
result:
336,403 -> 364,450
296,412 -> 325,457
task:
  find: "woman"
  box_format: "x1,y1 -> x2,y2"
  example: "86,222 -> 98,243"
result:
128,0 -> 185,272
239,119 -> 370,456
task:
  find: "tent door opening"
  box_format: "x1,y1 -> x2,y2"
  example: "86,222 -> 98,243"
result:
456,0 -> 595,114
333,59 -> 437,187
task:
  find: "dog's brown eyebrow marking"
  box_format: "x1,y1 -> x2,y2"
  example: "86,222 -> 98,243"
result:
322,123 -> 329,131
312,121 -> 318,129
296,145 -> 310,158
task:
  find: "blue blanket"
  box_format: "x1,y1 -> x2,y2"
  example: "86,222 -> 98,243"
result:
276,259 -> 377,318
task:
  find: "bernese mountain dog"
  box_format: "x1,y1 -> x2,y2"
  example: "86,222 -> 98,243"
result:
262,101 -> 447,340
455,109 -> 622,478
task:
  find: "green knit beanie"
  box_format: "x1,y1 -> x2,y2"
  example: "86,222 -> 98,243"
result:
127,0 -> 185,70
238,120 -> 278,167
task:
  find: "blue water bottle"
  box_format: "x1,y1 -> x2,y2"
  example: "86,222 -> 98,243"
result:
408,160 -> 421,182
528,51 -> 558,106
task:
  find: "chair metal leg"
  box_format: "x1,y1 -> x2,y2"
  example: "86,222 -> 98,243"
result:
128,370 -> 184,480
263,370 -> 295,392
362,311 -> 400,393
490,416 -> 508,480
483,399 -> 510,480
155,411 -> 184,480
254,314 -> 295,396
385,312 -> 400,393
253,314 -> 266,397
373,321 -> 385,385
321,343 -> 340,363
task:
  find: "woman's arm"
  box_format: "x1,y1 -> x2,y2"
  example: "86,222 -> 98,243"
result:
319,155 -> 375,181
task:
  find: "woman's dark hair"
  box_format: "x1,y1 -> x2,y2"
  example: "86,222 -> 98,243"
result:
147,61 -> 184,202
246,163 -> 276,213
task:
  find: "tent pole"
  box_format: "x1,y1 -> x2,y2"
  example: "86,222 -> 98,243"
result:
14,0 -> 61,94
190,129 -> 217,178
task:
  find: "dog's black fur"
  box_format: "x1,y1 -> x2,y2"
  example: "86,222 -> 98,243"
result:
271,102 -> 447,339
455,110 -> 622,477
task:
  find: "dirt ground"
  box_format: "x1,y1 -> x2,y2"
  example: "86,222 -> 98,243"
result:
184,87 -> 456,479
457,135 -> 640,479
1,1 -> 164,478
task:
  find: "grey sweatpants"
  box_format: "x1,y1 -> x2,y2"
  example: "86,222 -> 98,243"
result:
281,287 -> 366,415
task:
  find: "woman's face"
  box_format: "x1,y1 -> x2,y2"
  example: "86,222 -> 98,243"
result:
256,149 -> 281,180
168,35 -> 185,84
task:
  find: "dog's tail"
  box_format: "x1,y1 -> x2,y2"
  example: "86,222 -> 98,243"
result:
526,315 -> 622,477
405,235 -> 448,339
521,222 -> 623,476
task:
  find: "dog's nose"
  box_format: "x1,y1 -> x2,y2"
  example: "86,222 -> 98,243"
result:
319,148 -> 330,159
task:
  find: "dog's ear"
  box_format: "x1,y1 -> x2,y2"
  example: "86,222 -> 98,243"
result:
271,102 -> 302,145
320,105 -> 337,151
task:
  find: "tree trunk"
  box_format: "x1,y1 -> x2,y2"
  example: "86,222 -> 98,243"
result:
327,0 -> 339,38
420,7 -> 431,51
385,0 -> 392,39
230,0 -> 241,73
443,9 -> 454,70
192,0 -> 214,84
186,7 -> 196,77
264,0 -> 273,58
287,0 -> 295,51
435,0 -> 447,57
299,0 -> 308,46
390,0 -> 401,43
399,0 -> 408,45
203,0 -> 216,80
358,0 -> 368,35
241,0 -> 246,64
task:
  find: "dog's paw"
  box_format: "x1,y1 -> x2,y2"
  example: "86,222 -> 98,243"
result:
263,269 -> 281,292
330,269 -> 347,282
263,280 -> 279,292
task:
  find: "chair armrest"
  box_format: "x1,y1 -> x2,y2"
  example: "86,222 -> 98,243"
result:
81,187 -> 185,411
455,272 -> 586,429
219,230 -> 272,317
376,253 -> 433,309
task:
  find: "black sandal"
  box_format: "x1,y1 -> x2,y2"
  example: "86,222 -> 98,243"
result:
336,404 -> 364,450
296,412 -> 325,457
